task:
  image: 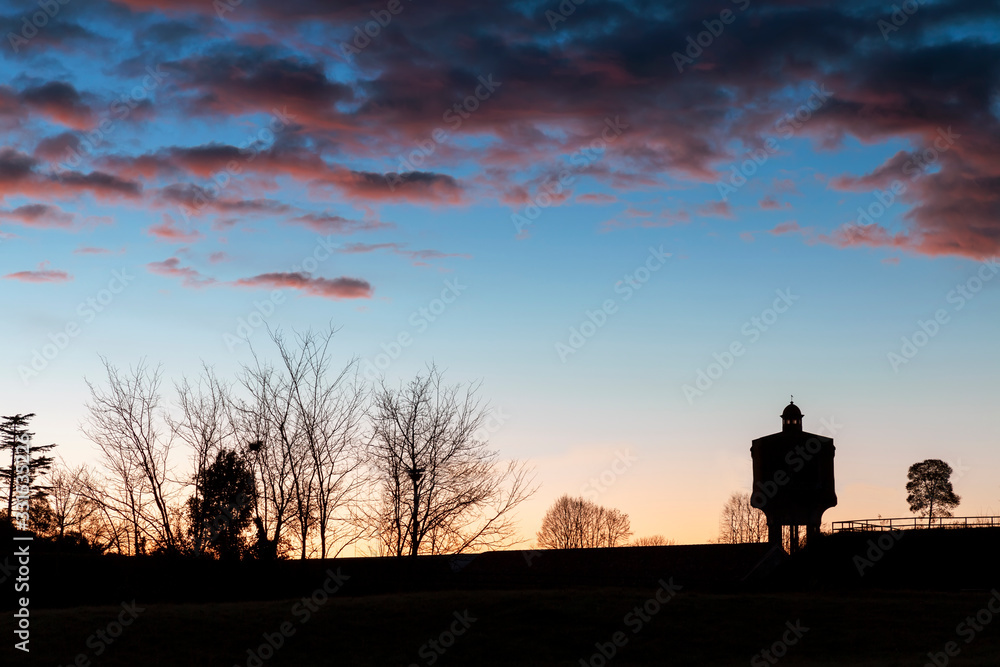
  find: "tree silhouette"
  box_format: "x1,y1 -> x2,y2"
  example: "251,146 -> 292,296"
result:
718,492 -> 767,544
367,365 -> 536,557
536,495 -> 632,549
0,413 -> 57,523
47,461 -> 99,541
906,459 -> 961,527
250,516 -> 278,560
236,327 -> 367,560
631,535 -> 675,547
187,449 -> 256,560
171,365 -> 234,557
83,359 -> 178,553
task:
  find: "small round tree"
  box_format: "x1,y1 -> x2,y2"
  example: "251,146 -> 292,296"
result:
906,459 -> 960,528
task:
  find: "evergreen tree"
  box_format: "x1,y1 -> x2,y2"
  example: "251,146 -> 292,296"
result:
187,449 -> 256,560
0,413 -> 57,520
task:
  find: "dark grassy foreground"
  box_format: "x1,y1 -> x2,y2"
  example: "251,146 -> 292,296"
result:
5,587 -> 1000,666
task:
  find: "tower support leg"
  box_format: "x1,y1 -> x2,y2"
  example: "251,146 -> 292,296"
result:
767,520 -> 782,547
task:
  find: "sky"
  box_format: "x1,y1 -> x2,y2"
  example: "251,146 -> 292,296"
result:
1,0 -> 999,546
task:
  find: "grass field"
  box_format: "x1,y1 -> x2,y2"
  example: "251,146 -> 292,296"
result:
6,587 -> 1000,666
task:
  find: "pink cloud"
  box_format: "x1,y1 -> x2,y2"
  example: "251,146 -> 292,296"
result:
148,214 -> 204,243
338,242 -> 471,266
576,193 -> 617,204
19,82 -> 93,131
828,151 -> 912,192
696,200 -> 734,218
771,179 -> 801,195
74,246 -> 119,255
4,262 -> 72,283
600,207 -> 691,232
0,203 -> 74,228
817,223 -> 912,251
285,212 -> 390,234
234,272 -> 372,300
0,149 -> 141,201
759,196 -> 790,210
770,221 -> 803,236
147,257 -> 215,287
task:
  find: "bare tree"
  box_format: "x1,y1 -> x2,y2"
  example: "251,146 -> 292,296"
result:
83,358 -> 178,553
718,492 -> 767,544
235,357 -> 299,559
599,507 -> 632,547
73,470 -> 112,551
47,460 -> 99,540
366,366 -> 536,557
271,327 -> 367,558
536,495 -> 633,549
170,366 -> 235,556
631,535 -> 675,547
75,462 -> 141,554
235,327 -> 367,559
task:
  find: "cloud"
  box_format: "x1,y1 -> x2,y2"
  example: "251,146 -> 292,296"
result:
759,196 -> 790,210
3,0 -> 999,260
19,82 -> 93,130
234,272 -> 372,299
165,52 -> 351,127
116,142 -> 325,182
1,18 -> 102,55
325,170 -> 464,204
4,262 -> 72,283
770,221 -> 803,236
0,149 -> 142,201
696,200 -> 734,219
828,151 -> 916,192
55,170 -> 142,197
137,19 -> 203,48
0,203 -> 74,228
34,132 -> 82,161
156,183 -> 291,218
337,242 -> 471,266
576,193 -> 617,204
285,212 -> 389,234
817,223 -> 911,251
148,214 -> 204,242
601,207 -> 691,232
147,257 -> 215,287
0,148 -> 36,182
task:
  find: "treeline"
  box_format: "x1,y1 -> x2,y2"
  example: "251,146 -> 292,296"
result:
1,327 -> 536,560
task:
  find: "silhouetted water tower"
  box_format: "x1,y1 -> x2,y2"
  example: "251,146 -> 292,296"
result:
750,399 -> 836,551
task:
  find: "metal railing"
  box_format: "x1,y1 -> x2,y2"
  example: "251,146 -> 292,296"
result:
832,516 -> 1000,532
